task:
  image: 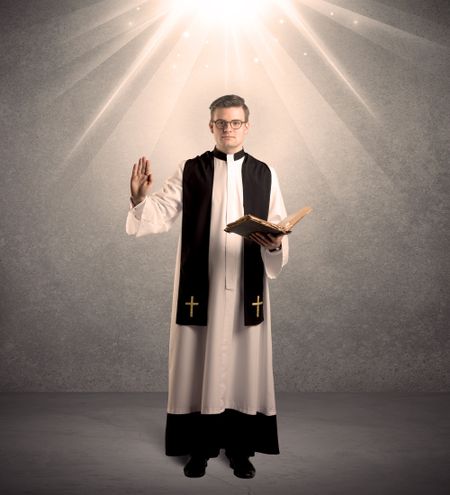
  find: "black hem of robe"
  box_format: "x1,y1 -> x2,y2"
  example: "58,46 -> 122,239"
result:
165,408 -> 280,458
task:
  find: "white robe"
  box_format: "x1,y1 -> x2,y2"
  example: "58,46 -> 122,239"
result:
126,152 -> 288,417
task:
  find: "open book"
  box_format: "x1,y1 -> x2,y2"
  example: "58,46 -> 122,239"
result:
224,206 -> 312,237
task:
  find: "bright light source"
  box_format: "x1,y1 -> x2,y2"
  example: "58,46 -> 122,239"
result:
171,0 -> 271,25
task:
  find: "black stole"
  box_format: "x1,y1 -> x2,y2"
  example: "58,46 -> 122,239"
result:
176,149 -> 271,326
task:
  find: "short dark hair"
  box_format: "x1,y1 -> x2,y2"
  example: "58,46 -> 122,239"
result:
209,94 -> 249,121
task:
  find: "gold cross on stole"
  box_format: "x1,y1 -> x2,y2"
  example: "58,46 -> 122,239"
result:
252,295 -> 263,318
185,296 -> 199,318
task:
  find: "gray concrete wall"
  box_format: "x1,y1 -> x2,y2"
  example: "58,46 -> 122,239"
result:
1,0 -> 449,391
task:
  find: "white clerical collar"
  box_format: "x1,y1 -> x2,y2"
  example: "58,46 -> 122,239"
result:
213,147 -> 246,162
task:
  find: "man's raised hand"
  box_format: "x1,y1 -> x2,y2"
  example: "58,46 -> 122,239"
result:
130,156 -> 153,205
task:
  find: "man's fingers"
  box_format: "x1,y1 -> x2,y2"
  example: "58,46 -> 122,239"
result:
135,156 -> 151,176
250,232 -> 261,243
133,156 -> 149,177
249,232 -> 270,248
256,232 -> 269,244
267,233 -> 279,240
131,157 -> 152,198
144,159 -> 151,176
252,232 -> 264,243
267,233 -> 284,242
249,232 -> 282,250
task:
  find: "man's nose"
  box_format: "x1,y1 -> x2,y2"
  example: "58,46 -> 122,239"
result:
222,122 -> 233,130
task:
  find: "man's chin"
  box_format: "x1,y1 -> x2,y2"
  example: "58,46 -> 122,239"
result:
220,141 -> 240,152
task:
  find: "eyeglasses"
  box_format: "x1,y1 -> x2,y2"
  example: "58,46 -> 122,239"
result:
211,119 -> 247,130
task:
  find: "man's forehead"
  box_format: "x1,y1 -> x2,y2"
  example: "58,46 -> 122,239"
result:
212,106 -> 246,119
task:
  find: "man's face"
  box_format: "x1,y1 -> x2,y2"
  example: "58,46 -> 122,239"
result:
209,106 -> 249,154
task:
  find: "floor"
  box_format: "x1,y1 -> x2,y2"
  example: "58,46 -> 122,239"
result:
0,392 -> 449,495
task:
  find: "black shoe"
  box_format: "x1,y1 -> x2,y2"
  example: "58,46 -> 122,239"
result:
183,455 -> 208,478
228,455 -> 256,479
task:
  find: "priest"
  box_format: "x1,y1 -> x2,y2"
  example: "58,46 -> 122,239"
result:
125,95 -> 289,479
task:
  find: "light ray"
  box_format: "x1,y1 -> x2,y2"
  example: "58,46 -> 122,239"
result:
68,0 -> 379,160
63,0 -> 445,185
243,18 -> 395,201
67,9 -> 182,158
298,0 -> 450,72
64,0 -> 164,41
50,11 -> 168,106
65,12 -> 213,176
63,8 -> 168,63
278,0 -> 375,117
230,25 -> 245,78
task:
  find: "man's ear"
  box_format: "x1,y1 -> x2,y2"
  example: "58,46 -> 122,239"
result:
209,122 -> 214,133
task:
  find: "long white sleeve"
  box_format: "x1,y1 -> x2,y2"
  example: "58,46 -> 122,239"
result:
125,161 -> 184,237
261,166 -> 289,279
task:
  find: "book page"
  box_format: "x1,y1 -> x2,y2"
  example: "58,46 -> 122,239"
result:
278,207 -> 313,230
